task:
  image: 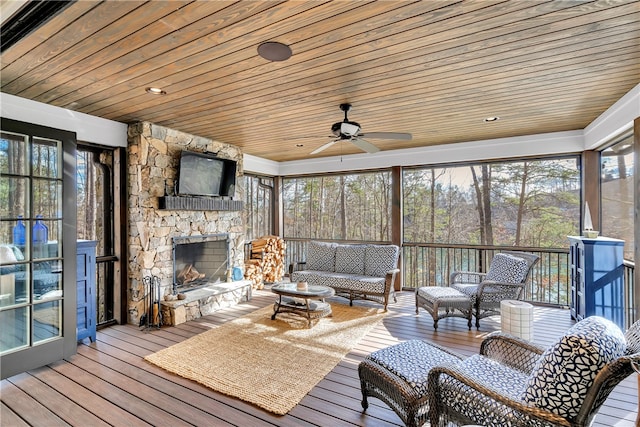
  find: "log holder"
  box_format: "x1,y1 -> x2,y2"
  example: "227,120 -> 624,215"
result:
141,275 -> 163,330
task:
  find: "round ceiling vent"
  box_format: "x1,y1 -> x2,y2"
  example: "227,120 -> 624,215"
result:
257,42 -> 292,62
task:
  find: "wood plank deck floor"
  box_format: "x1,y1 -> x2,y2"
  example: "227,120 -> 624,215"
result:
2,289 -> 638,426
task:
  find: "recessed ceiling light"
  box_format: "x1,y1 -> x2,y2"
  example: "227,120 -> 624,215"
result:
484,116 -> 500,122
258,41 -> 292,61
146,87 -> 166,95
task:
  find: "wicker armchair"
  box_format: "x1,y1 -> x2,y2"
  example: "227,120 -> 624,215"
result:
427,317 -> 640,427
450,250 -> 539,328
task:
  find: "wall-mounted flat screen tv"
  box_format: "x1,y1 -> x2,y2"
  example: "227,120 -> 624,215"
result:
176,150 -> 237,197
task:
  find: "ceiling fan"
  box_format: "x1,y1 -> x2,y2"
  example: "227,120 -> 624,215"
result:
311,103 -> 412,155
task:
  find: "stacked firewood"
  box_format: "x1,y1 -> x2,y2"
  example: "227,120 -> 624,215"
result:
176,264 -> 205,284
244,260 -> 263,289
245,235 -> 286,285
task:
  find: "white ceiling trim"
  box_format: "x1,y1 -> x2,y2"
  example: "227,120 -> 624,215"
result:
243,153 -> 279,176
0,93 -> 128,147
583,82 -> 640,150
0,0 -> 28,25
273,131 -> 585,176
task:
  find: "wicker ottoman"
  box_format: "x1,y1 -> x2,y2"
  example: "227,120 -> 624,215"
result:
416,286 -> 473,330
359,340 -> 463,427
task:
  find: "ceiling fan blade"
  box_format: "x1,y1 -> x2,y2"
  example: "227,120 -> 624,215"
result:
310,139 -> 339,155
292,135 -> 334,139
350,137 -> 380,154
359,132 -> 412,140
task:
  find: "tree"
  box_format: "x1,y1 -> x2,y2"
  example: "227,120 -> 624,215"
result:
492,159 -> 579,247
471,165 -> 493,245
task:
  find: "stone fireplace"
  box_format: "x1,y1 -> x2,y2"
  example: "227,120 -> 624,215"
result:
126,122 -> 250,326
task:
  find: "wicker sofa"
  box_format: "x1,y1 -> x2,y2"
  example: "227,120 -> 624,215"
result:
290,241 -> 400,310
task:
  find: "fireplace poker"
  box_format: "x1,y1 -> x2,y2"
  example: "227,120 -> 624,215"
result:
140,276 -> 151,329
152,275 -> 163,328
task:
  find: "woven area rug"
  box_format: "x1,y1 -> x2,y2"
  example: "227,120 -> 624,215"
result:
144,303 -> 385,415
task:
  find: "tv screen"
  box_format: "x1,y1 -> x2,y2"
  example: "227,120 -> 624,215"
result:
176,151 -> 236,197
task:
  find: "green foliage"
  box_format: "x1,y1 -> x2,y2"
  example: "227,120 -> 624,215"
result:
284,157 -> 580,249
283,171 -> 392,241
402,158 -> 580,247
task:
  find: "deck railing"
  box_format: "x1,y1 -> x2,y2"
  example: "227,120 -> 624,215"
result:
283,238 -> 636,324
401,243 -> 572,307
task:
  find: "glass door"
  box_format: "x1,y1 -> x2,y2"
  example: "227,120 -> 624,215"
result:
0,118 -> 77,379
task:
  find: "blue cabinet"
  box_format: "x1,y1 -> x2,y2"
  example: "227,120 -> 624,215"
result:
569,236 -> 625,329
77,240 -> 97,343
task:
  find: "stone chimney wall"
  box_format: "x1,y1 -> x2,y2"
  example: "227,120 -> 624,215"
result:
126,122 -> 245,325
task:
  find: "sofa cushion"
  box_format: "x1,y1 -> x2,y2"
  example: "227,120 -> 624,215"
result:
306,241 -> 336,271
291,270 -> 340,288
485,253 -> 529,284
417,286 -> 471,304
521,316 -> 626,419
335,244 -> 366,275
329,273 -> 386,293
440,354 -> 530,421
364,244 -> 399,277
450,283 -> 478,298
367,340 -> 462,397
290,271 -> 386,294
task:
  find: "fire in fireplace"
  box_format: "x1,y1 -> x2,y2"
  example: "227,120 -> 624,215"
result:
172,234 -> 230,293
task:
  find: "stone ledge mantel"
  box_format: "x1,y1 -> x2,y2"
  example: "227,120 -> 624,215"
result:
160,196 -> 244,211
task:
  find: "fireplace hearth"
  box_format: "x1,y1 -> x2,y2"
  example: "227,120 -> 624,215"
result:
173,234 -> 230,294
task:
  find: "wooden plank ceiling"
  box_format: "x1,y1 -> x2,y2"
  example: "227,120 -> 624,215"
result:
1,0 -> 639,162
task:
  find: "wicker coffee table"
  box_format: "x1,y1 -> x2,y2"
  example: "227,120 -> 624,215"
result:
271,282 -> 335,327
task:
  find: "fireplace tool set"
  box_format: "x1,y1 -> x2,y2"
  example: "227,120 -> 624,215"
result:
140,275 -> 163,330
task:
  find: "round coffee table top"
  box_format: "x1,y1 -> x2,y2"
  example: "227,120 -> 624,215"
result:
271,282 -> 335,299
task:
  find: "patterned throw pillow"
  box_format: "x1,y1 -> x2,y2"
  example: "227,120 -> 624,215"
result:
305,241 -> 337,271
485,253 -> 529,283
521,316 -> 626,419
335,244 -> 366,275
364,244 -> 399,277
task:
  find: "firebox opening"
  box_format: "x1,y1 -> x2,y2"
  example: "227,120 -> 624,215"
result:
172,234 -> 230,293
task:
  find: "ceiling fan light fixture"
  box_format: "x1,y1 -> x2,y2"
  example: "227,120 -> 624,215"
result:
313,103 -> 412,155
258,41 -> 292,61
146,87 -> 166,95
341,122 -> 360,136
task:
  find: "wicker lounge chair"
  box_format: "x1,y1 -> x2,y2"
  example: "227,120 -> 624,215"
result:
450,250 -> 539,328
427,316 -> 640,427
